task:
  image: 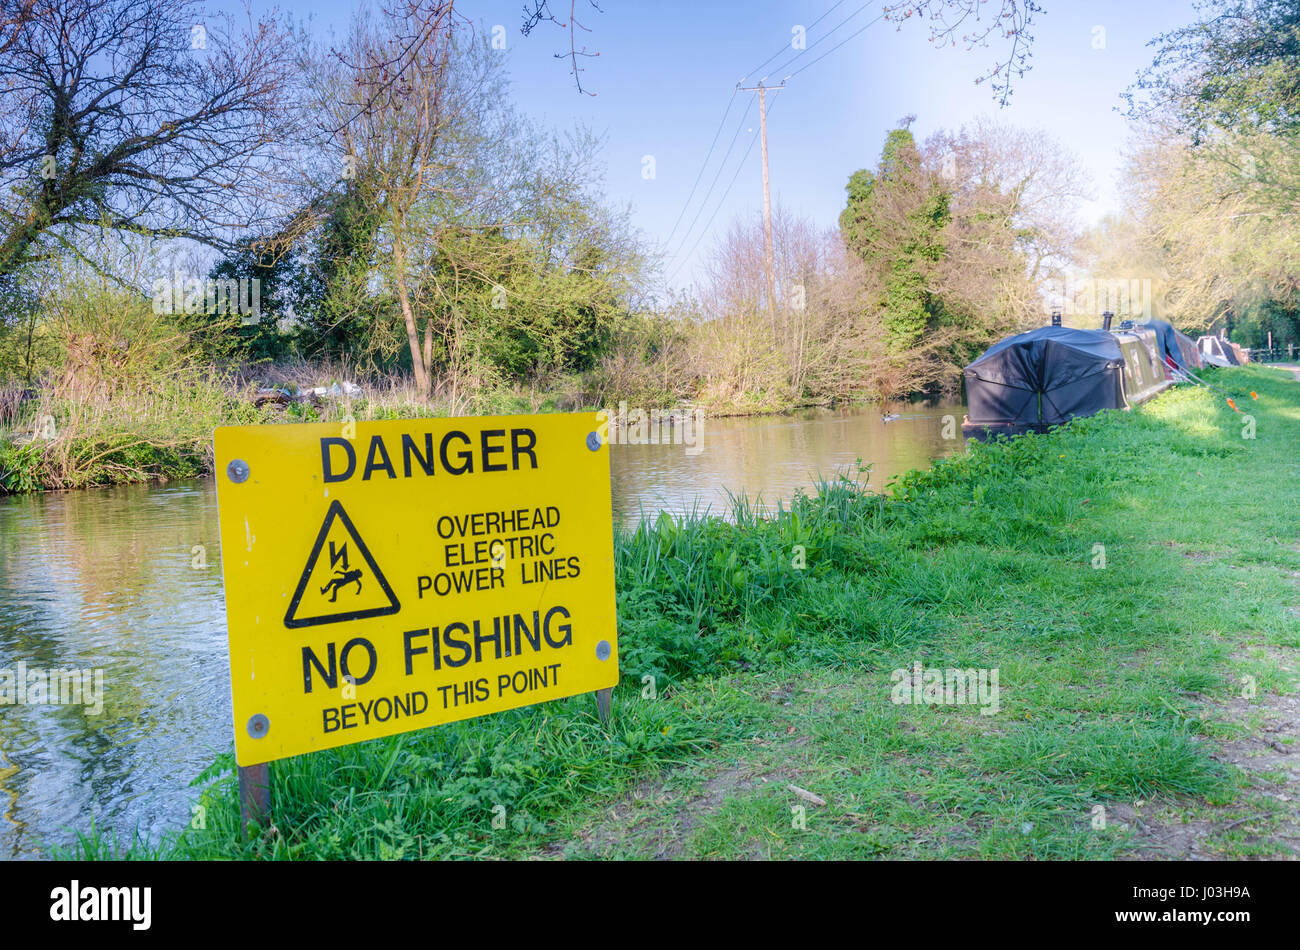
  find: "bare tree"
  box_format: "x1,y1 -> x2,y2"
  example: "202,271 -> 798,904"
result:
309,1 -> 646,400
0,0 -> 300,277
518,2 -> 1038,104
697,206 -> 938,405
885,1 -> 1045,106
1104,124 -> 1300,332
926,117 -> 1089,332
520,0 -> 603,96
325,0 -> 464,397
0,0 -> 33,57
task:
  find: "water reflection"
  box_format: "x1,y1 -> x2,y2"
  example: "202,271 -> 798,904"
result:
0,402 -> 964,855
610,401 -> 966,525
0,484 -> 231,859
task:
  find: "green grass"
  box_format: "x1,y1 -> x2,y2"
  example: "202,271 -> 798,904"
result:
57,365 -> 1300,860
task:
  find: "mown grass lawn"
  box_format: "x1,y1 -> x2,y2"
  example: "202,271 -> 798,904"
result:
66,365 -> 1300,860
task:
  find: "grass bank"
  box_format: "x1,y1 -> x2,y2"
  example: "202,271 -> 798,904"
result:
0,361 -> 885,494
0,366 -> 604,493
60,365 -> 1300,860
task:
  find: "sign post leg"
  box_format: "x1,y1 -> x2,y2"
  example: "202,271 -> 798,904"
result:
238,763 -> 270,838
596,687 -> 613,726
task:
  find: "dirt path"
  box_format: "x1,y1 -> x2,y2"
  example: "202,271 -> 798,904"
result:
1270,362 -> 1300,382
1111,645 -> 1300,859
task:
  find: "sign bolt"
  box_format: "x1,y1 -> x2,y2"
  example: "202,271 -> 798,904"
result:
247,713 -> 270,738
586,431 -> 601,451
227,459 -> 250,483
596,640 -> 611,661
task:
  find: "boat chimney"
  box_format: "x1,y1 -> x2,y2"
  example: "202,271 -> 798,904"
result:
1050,309 -> 1061,327
1102,311 -> 1114,331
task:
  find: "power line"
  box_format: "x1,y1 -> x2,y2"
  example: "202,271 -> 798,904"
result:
664,94 -> 754,266
739,0 -> 849,83
666,93 -> 782,287
666,113 -> 768,286
662,87 -> 739,252
786,8 -> 888,78
763,1 -> 881,81
667,2 -> 877,269
665,3 -> 890,288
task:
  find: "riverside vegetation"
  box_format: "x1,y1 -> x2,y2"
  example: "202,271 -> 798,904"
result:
6,1 -> 1300,497
60,364 -> 1300,860
3,0 -> 1300,860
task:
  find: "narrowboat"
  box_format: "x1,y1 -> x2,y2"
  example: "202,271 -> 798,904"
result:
960,314 -> 1181,441
1198,333 -> 1247,367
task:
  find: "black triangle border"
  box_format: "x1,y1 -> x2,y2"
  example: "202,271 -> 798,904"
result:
283,499 -> 401,629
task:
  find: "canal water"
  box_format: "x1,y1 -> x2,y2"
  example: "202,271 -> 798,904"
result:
0,401 -> 964,857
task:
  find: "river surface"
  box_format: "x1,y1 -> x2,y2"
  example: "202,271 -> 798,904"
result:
0,401 -> 964,857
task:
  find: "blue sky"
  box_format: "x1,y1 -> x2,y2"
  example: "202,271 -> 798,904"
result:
274,1 -> 1203,290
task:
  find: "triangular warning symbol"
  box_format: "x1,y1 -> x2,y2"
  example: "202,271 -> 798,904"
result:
284,500 -> 400,629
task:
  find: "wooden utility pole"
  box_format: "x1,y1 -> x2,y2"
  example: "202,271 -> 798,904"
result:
737,81 -> 783,316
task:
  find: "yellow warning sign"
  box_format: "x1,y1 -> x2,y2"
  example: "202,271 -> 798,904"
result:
214,414 -> 619,766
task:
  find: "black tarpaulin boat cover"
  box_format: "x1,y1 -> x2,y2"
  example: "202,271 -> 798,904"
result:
964,326 -> 1126,427
1137,319 -> 1202,371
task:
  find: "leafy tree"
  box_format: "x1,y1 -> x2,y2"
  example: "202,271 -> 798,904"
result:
205,236 -> 306,365
840,124 -> 951,354
296,8 -> 644,399
1125,0 -> 1300,140
274,184 -> 385,363
1112,1 -> 1300,333
841,119 -> 1087,384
